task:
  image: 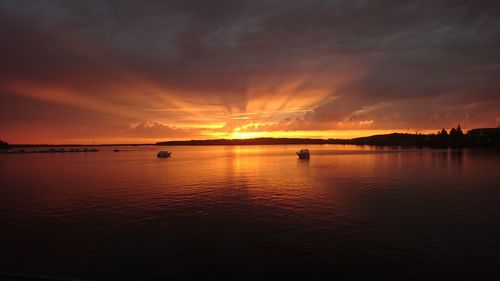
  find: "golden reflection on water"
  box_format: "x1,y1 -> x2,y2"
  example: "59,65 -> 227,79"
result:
1,145 -> 500,280
0,145 -> 496,217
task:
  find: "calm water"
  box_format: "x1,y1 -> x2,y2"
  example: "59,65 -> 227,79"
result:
1,145 -> 500,280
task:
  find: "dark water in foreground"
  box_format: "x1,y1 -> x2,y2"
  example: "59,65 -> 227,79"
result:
1,145 -> 500,280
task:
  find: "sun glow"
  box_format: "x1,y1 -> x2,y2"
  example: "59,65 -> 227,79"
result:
2,77 -> 448,144
205,129 -> 437,140
230,131 -> 268,139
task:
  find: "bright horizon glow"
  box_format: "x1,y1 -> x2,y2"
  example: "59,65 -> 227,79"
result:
5,129 -> 443,145
224,129 -> 440,140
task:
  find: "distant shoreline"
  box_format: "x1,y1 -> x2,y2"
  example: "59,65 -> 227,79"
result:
156,127 -> 500,148
2,127 -> 499,149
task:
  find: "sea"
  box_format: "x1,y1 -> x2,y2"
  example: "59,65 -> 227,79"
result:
1,145 -> 499,280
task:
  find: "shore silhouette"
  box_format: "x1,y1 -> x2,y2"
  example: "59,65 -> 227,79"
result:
2,126 -> 499,151
157,126 -> 499,148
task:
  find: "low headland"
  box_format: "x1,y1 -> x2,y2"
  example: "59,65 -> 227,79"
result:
157,126 -> 500,148
2,126 -> 499,153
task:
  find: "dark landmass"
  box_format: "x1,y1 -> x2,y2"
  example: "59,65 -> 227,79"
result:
0,140 -> 8,150
349,127 -> 499,148
2,127 -> 499,151
157,127 -> 500,148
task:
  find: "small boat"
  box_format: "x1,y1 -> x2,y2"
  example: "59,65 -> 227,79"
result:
157,151 -> 172,158
296,149 -> 310,159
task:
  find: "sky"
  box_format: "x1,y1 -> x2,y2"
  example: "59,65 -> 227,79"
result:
1,0 -> 499,144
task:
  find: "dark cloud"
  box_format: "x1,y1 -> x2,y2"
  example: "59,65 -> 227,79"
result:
1,0 -> 499,142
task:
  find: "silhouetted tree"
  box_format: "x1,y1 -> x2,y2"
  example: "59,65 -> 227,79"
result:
449,124 -> 465,147
0,140 -> 9,150
433,128 -> 449,147
456,124 -> 463,136
450,127 -> 457,137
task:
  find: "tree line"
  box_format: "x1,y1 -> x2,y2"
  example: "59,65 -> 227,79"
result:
0,140 -> 9,150
349,125 -> 500,148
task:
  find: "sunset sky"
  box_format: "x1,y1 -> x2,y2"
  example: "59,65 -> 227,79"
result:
1,0 -> 499,144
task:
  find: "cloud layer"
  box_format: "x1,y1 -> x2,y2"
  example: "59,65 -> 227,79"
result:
1,0 -> 499,143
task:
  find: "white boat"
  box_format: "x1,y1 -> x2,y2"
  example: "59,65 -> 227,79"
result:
296,149 -> 310,159
157,151 -> 172,158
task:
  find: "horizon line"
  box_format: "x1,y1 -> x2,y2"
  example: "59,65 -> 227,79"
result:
5,126 -> 497,147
